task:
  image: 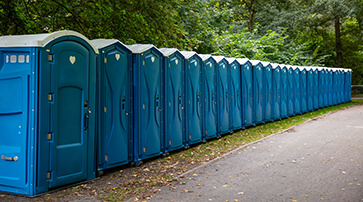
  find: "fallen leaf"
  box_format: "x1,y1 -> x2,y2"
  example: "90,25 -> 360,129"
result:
303,195 -> 308,197
292,200 -> 297,202
320,198 -> 323,200
234,199 -> 239,202
193,174 -> 197,176
196,183 -> 201,186
238,192 -> 244,195
223,184 -> 229,187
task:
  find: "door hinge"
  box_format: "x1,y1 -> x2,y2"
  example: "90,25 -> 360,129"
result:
48,54 -> 53,62
104,58 -> 107,63
104,107 -> 107,113
105,155 -> 108,161
47,132 -> 52,141
48,93 -> 53,102
47,172 -> 51,179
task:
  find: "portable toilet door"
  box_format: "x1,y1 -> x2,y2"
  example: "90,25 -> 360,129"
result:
238,59 -> 254,127
300,67 -> 308,113
292,66 -> 301,115
271,63 -> 281,120
306,67 -> 314,111
160,48 -> 185,152
181,51 -> 203,145
250,60 -> 265,124
227,58 -> 242,130
199,54 -> 217,140
327,68 -> 333,106
339,69 -> 344,103
322,68 -> 328,107
343,69 -> 348,103
0,31 -> 98,195
332,68 -> 338,105
127,44 -> 164,163
287,66 -> 295,116
280,65 -> 288,118
317,67 -> 325,108
261,61 -> 273,122
91,39 -> 132,171
313,67 -> 319,110
348,69 -> 352,102
213,56 -> 231,134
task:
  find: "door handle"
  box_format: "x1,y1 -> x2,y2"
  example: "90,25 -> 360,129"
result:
1,155 -> 18,161
84,108 -> 90,131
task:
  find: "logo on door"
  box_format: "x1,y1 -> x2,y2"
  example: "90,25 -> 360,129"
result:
69,56 -> 76,64
115,54 -> 120,61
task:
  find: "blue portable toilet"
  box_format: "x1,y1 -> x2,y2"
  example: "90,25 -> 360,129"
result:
317,67 -> 325,108
261,61 -> 273,122
347,69 -> 352,102
322,68 -> 329,107
226,57 -> 242,130
0,31 -> 98,195
250,60 -> 265,124
213,56 -> 231,134
159,48 -> 186,152
300,66 -> 308,113
237,58 -> 254,127
181,51 -> 203,145
313,67 -> 319,110
332,68 -> 339,105
91,39 -> 132,171
127,44 -> 164,163
287,65 -> 295,116
341,69 -> 346,103
292,66 -> 302,114
306,66 -> 314,111
199,54 -> 217,140
327,68 -> 333,106
271,63 -> 281,120
280,64 -> 288,118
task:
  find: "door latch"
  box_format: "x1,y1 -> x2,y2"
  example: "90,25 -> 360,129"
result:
1,155 -> 18,161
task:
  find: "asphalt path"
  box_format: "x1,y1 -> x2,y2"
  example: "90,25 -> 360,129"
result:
149,105 -> 363,202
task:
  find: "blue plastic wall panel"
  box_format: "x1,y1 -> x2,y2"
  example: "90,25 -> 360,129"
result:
280,66 -> 288,118
313,68 -> 319,110
228,60 -> 242,129
252,61 -> 265,124
322,68 -> 329,107
307,68 -> 314,111
300,69 -> 308,113
332,69 -> 339,105
185,54 -> 203,144
240,60 -> 254,126
287,67 -> 295,116
272,65 -> 281,120
263,62 -> 273,122
162,50 -> 185,152
0,48 -> 37,195
216,57 -> 231,134
327,69 -> 333,106
339,70 -> 344,103
317,68 -> 324,108
35,34 -> 98,194
94,41 -> 132,171
131,46 -> 164,162
293,67 -> 301,114
347,69 -> 352,102
343,71 -> 348,102
200,55 -> 217,140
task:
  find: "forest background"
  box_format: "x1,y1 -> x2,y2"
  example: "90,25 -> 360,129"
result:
1,0 -> 362,84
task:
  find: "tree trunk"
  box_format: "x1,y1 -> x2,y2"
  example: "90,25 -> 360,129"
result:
248,9 -> 254,33
335,16 -> 343,68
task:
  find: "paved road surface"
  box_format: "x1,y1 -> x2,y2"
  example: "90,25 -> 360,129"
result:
149,105 -> 363,201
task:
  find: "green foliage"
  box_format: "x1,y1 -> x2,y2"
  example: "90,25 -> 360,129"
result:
0,0 -> 361,83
